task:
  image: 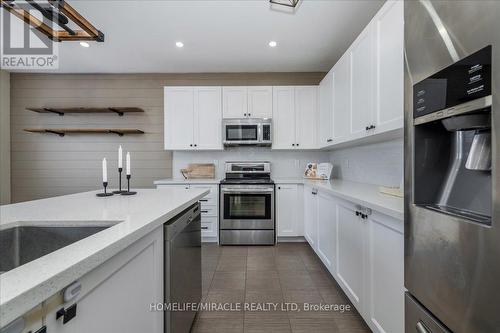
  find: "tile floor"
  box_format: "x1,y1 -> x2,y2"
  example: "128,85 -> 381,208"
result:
191,243 -> 371,333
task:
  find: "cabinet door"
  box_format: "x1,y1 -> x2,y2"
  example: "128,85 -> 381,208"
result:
303,188 -> 318,250
374,0 -> 404,133
367,212 -> 404,333
276,184 -> 300,237
223,86 -> 247,118
317,191 -> 336,272
333,54 -> 351,142
45,228 -> 163,333
272,86 -> 296,150
350,25 -> 375,137
164,87 -> 194,150
336,202 -> 365,312
318,69 -> 334,147
247,86 -> 273,118
295,86 -> 318,149
194,87 -> 222,150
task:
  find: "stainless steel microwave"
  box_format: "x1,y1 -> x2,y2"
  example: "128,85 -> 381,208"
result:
222,118 -> 272,146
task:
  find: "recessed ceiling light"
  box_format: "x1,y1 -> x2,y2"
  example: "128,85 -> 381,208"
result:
79,42 -> 90,48
176,41 -> 184,48
269,41 -> 277,48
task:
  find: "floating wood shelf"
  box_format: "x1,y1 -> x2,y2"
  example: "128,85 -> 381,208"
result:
24,128 -> 145,137
27,107 -> 144,116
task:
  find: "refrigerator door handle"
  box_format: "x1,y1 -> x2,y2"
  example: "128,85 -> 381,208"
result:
416,321 -> 431,333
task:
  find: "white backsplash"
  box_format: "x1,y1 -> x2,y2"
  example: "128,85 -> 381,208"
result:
172,148 -> 330,179
329,139 -> 403,187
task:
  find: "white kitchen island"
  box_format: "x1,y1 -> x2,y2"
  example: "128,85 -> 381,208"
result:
0,188 -> 208,333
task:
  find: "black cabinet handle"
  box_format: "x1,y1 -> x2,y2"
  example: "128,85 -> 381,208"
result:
199,199 -> 208,202
190,144 -> 193,147
248,113 -> 251,117
356,211 -> 360,216
201,226 -> 208,230
327,139 -> 333,142
278,186 -> 281,190
292,143 -> 295,147
296,143 -> 299,146
194,144 -> 198,147
201,210 -> 208,213
365,126 -> 370,131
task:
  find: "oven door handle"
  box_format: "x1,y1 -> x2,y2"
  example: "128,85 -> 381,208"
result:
221,188 -> 274,193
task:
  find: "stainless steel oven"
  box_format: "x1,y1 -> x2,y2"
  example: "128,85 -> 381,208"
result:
222,118 -> 272,146
219,162 -> 275,245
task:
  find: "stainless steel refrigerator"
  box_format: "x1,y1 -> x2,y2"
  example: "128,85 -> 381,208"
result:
404,1 -> 500,332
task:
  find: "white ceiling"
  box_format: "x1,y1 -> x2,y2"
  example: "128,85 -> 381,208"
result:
11,0 -> 385,73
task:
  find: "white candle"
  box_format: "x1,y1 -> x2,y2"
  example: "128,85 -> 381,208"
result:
102,158 -> 108,183
126,152 -> 131,175
118,145 -> 123,169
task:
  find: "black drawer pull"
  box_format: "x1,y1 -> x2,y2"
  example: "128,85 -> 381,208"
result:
201,210 -> 208,213
202,226 -> 209,230
199,199 -> 208,202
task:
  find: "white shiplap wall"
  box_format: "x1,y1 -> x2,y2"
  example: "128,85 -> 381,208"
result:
10,73 -> 324,203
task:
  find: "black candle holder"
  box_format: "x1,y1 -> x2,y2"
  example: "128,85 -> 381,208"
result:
121,175 -> 137,195
96,182 -> 114,197
113,167 -> 125,194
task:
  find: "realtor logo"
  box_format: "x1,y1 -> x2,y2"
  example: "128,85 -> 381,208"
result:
1,1 -> 59,69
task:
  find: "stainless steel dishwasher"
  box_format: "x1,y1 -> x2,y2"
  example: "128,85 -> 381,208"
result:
164,203 -> 201,333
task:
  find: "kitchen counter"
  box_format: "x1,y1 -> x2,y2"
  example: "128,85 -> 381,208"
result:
154,178 -> 221,185
0,188 -> 208,328
275,178 -> 404,220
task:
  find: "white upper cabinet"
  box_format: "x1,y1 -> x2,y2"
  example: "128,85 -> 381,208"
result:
320,0 -> 403,149
164,86 -> 222,150
318,68 -> 334,147
273,86 -> 296,149
374,0 -> 404,133
350,24 -> 376,137
195,87 -> 223,150
247,86 -> 273,118
295,86 -> 318,149
332,54 -> 351,143
223,86 -> 248,118
164,87 -> 195,150
273,86 -> 318,150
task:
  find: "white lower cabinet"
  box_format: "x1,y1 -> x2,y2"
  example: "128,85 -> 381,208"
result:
156,184 -> 218,242
276,184 -> 303,237
303,187 -> 318,249
367,211 -> 404,333
317,191 -> 336,273
336,200 -> 366,310
302,185 -> 404,333
45,227 -> 163,333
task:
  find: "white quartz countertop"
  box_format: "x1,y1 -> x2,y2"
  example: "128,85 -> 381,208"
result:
0,188 -> 208,328
153,177 -> 404,220
274,178 -> 404,220
154,178 -> 221,185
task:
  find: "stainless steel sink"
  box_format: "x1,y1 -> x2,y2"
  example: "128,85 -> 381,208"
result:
0,225 -> 112,274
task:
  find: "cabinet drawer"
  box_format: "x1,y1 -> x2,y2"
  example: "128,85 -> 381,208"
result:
201,217 -> 218,237
156,184 -> 190,190
200,205 -> 217,216
199,196 -> 217,206
191,185 -> 218,200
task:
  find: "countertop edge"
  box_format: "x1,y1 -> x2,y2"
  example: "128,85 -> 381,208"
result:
0,190 -> 208,328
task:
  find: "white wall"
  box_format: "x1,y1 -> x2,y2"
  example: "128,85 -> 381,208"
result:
172,148 -> 330,179
329,139 -> 403,187
0,70 -> 10,204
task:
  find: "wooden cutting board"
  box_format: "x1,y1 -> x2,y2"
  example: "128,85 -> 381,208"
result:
180,163 -> 216,179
